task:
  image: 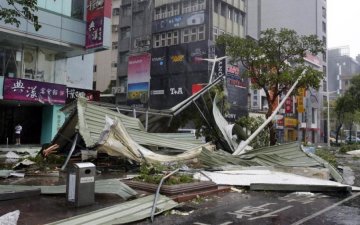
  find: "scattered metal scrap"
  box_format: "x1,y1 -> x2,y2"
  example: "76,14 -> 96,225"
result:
46,194 -> 179,225
0,179 -> 137,201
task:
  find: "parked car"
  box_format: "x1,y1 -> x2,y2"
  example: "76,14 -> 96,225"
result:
345,136 -> 360,143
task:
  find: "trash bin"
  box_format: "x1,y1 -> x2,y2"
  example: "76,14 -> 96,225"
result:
66,162 -> 96,207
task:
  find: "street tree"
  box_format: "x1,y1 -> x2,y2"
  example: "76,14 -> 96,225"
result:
347,74 -> 360,108
333,93 -> 357,143
0,0 -> 41,31
217,28 -> 325,145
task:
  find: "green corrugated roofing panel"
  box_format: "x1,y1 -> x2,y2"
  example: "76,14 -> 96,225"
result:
46,194 -> 179,225
199,142 -> 322,168
127,129 -> 203,151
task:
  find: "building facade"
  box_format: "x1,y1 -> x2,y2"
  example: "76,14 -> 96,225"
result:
116,0 -> 248,121
0,1 -> 108,145
93,0 -> 122,93
328,47 -> 360,95
247,0 -> 327,144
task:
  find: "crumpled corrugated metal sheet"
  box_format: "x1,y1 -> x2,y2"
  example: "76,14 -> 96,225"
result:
46,194 -> 178,225
97,117 -> 207,163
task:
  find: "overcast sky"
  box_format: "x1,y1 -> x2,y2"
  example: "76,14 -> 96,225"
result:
328,0 -> 360,58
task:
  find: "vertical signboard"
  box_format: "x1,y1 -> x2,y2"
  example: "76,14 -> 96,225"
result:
285,96 -> 293,114
86,0 -> 111,49
127,53 -> 151,107
297,88 -> 306,113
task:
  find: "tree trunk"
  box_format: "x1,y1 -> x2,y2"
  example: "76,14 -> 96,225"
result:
268,121 -> 277,145
335,123 -> 342,144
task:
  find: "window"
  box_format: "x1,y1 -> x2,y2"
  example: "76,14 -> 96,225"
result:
322,22 -> 326,33
183,0 -> 191,13
311,108 -> 316,123
112,25 -> 118,32
112,42 -> 118,50
119,51 -> 129,63
120,27 -> 131,39
323,79 -> 327,92
323,52 -> 327,62
221,2 -> 226,17
213,27 -> 218,40
214,0 -> 219,13
93,81 -> 96,90
233,11 -> 239,23
182,25 -> 205,43
123,5 -> 131,16
228,7 -> 233,20
111,61 -> 117,68
322,7 -> 326,18
93,65 -> 97,72
153,31 -> 178,48
112,8 -> 120,16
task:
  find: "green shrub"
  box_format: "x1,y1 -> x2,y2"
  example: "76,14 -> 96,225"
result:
315,149 -> 337,167
339,144 -> 360,154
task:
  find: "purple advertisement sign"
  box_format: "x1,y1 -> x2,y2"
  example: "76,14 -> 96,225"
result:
3,78 -> 66,105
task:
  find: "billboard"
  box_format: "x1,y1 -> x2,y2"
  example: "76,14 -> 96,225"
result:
152,11 -> 205,33
85,0 -> 112,49
127,53 -> 151,107
168,45 -> 187,73
3,78 -> 66,105
187,41 -> 208,72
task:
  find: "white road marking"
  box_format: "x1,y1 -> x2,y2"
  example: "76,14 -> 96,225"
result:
291,192 -> 360,225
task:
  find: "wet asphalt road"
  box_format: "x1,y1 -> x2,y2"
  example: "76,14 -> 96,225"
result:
132,191 -> 360,225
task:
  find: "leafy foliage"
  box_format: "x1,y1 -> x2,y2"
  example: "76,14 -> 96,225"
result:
217,28 -> 325,145
0,0 -> 41,31
339,143 -> 360,154
134,163 -> 193,185
315,148 -> 337,167
236,116 -> 270,148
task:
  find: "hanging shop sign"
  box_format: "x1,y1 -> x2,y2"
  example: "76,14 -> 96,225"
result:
297,96 -> 305,113
284,117 -> 298,128
284,96 -> 293,113
66,87 -> 100,103
3,78 -> 66,104
85,0 -> 112,49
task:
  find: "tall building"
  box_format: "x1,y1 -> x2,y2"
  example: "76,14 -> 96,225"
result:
247,0 -> 327,144
115,0 -> 248,121
0,1 -> 110,145
328,46 -> 360,95
93,0 -> 122,94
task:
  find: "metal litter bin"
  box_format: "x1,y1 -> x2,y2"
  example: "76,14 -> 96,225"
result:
66,162 -> 95,207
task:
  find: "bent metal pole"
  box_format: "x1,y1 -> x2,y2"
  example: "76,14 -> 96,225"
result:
233,69 -> 308,155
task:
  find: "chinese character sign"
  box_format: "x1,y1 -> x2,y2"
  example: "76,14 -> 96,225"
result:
66,87 -> 100,103
3,78 -> 66,104
86,0 -> 111,49
285,97 -> 293,113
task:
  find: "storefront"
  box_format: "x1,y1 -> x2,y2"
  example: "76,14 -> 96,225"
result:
1,78 -> 66,145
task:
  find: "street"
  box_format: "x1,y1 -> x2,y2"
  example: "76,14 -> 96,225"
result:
132,190 -> 360,225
